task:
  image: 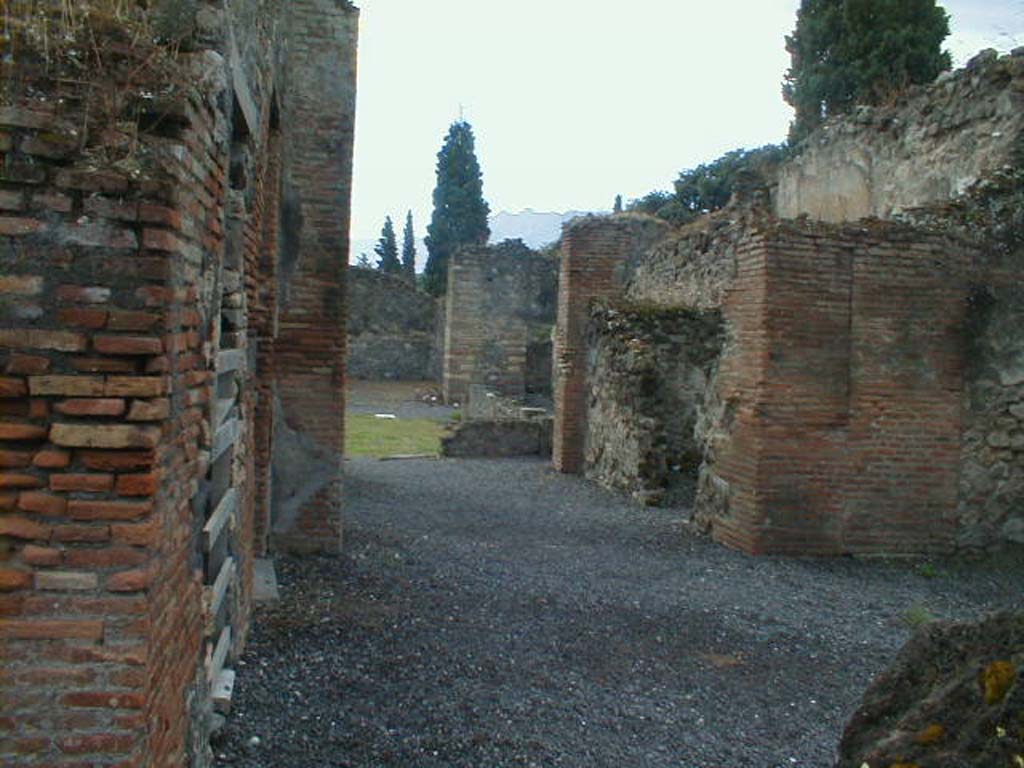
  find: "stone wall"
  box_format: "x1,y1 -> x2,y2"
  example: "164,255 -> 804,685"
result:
443,240 -> 558,404
0,1 -> 357,764
776,49 -> 1024,223
584,305 -> 722,505
347,267 -> 439,381
441,419 -> 553,459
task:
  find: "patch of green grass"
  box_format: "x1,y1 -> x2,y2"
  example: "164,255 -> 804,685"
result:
915,562 -> 939,579
345,414 -> 446,458
902,603 -> 937,629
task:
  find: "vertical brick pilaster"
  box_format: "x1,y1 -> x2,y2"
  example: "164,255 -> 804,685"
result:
270,1 -> 359,554
553,217 -> 670,473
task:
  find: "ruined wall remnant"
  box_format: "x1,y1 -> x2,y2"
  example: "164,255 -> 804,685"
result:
776,49 -> 1024,223
552,215 -> 674,474
0,1 -> 357,764
552,50 -> 1024,556
558,212 -> 979,555
584,304 -> 722,506
774,48 -> 1024,551
441,419 -> 553,459
347,268 -> 439,381
443,240 -> 558,404
694,220 -> 973,555
270,0 -> 357,554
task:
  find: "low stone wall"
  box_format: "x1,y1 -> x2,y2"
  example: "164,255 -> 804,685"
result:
584,304 -> 723,505
347,267 -> 439,381
441,419 -> 553,459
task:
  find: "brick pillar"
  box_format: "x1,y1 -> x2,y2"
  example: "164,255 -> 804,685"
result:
553,222 -> 632,473
270,1 -> 358,553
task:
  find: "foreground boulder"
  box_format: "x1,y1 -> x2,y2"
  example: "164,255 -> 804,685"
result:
837,612 -> 1023,767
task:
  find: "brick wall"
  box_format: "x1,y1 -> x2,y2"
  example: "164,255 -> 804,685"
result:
442,242 -> 558,405
560,213 -> 975,555
0,76 -> 225,763
700,223 -> 969,554
0,0 -> 358,763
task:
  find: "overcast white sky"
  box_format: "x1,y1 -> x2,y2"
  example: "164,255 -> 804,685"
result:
350,1 -> 1024,244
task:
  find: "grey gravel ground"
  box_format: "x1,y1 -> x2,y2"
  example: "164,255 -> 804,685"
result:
216,457 -> 1024,767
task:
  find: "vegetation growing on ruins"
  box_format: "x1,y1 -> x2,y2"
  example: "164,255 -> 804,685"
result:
374,215 -> 401,274
424,120 -> 491,296
784,0 -> 952,143
629,144 -> 785,224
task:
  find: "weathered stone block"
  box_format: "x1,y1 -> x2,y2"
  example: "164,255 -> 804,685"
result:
50,424 -> 161,450
35,571 -> 99,592
30,376 -> 106,397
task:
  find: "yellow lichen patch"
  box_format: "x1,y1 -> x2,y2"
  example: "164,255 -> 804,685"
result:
913,723 -> 946,745
981,660 -> 1018,706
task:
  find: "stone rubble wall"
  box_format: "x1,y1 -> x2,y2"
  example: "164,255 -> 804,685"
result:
584,305 -> 723,505
347,267 -> 439,382
441,419 -> 553,459
776,49 -> 1024,223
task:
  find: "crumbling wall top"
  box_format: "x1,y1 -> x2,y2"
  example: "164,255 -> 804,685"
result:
777,48 -> 1024,223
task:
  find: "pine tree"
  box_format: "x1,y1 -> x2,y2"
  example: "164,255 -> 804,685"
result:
613,194 -> 623,214
374,216 -> 400,274
356,252 -> 371,268
784,0 -> 951,143
401,210 -> 417,283
424,121 -> 490,296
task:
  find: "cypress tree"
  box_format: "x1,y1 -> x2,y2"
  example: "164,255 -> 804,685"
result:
401,210 -> 417,283
424,121 -> 490,296
374,216 -> 401,274
784,0 -> 951,143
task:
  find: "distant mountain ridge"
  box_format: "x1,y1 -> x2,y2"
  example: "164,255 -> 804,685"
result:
350,208 -> 596,270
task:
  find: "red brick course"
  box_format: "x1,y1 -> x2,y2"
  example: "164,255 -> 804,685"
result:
0,4 -> 359,764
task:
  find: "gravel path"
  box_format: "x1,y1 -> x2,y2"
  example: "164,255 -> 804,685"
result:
216,457 -> 1023,767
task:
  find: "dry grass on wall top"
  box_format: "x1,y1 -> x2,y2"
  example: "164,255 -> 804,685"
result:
1,0 -> 203,174
1,0 -> 182,73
